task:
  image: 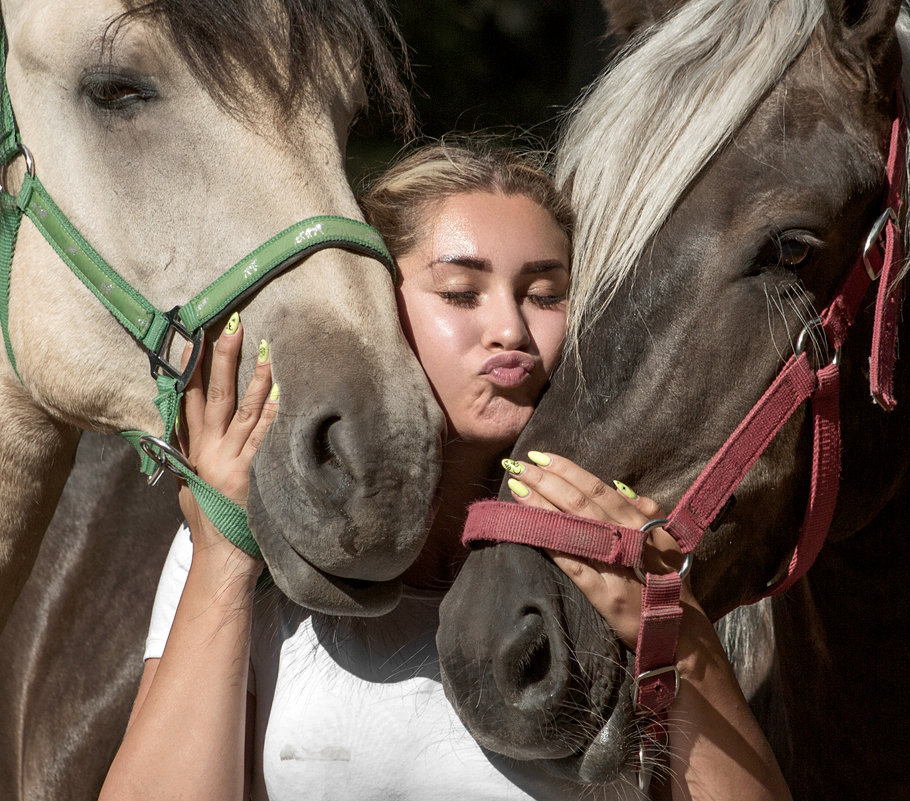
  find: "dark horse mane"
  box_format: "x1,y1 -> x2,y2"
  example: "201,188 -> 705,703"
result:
115,0 -> 413,128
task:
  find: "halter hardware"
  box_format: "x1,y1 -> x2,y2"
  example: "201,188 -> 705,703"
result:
864,206 -> 901,279
632,518 -> 693,584
149,307 -> 205,390
139,434 -> 195,487
0,20 -> 397,559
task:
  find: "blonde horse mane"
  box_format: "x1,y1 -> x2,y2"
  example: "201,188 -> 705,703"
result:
557,0 -> 829,354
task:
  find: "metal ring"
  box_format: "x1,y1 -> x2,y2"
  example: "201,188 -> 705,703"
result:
862,207 -> 900,280
0,142 -> 35,195
633,518 -> 693,583
139,434 -> 195,486
795,317 -> 839,368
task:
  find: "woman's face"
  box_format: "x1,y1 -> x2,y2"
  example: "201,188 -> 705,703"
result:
396,191 -> 569,449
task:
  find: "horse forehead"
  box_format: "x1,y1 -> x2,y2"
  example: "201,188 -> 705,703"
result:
5,0 -> 169,69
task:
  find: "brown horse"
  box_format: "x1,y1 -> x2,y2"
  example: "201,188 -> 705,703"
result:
0,0 -> 443,632
437,0 -> 910,797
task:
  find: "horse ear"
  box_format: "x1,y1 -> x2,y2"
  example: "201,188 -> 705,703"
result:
601,0 -> 686,42
825,0 -> 903,80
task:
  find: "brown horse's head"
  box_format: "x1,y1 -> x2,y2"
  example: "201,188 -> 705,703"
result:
438,0 -> 909,786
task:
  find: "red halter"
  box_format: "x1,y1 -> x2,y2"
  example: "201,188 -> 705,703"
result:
462,101 -> 906,737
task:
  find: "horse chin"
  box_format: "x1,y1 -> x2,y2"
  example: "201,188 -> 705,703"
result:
265,550 -> 404,617
494,657 -> 637,788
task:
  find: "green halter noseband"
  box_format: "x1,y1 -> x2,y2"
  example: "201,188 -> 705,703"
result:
0,22 -> 396,558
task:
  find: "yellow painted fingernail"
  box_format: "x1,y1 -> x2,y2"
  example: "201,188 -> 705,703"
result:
224,311 -> 240,335
501,458 -> 525,475
613,480 -> 638,500
269,382 -> 280,402
508,478 -> 530,498
527,451 -> 551,467
258,339 -> 269,363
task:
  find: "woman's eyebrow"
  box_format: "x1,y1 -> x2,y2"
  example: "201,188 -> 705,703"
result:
432,255 -> 490,271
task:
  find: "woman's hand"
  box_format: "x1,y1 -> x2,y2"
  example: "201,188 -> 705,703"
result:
501,452 -> 698,647
177,314 -> 278,564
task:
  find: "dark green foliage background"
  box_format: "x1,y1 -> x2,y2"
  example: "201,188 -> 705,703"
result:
348,0 -> 611,180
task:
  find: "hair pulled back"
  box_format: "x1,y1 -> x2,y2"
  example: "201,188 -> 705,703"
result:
359,138 -> 573,261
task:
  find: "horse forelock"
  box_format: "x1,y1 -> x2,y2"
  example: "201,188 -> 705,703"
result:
557,0 -> 827,357
116,0 -> 412,129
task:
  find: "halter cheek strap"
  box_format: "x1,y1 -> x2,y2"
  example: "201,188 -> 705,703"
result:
0,21 -> 397,558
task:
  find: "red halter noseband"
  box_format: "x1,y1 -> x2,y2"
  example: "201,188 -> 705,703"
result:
461,100 -> 906,754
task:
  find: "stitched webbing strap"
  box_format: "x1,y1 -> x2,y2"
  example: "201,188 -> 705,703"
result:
119,428 -> 258,555
0,193 -> 20,378
462,501 -> 647,566
179,215 -> 394,331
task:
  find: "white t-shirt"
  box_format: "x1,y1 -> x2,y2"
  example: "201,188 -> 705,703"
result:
146,525 -> 627,801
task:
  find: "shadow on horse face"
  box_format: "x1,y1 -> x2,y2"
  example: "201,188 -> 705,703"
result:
438,0 -> 909,788
0,0 -> 443,624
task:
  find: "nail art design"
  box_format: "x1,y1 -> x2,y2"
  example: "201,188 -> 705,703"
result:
613,480 -> 638,500
258,339 -> 270,363
527,451 -> 551,467
508,478 -> 530,498
269,383 -> 280,402
224,311 -> 240,335
501,458 -> 525,475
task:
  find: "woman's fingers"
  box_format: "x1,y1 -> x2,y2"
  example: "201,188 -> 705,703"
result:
202,314 -> 244,436
548,550 -> 643,649
504,451 -> 644,528
241,383 -> 279,463
224,340 -> 275,455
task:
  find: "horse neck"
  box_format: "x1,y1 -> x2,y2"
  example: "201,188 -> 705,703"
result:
0,374 -> 79,626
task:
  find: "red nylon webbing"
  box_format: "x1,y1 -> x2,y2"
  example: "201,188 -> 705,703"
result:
462,501 -> 647,567
870,107 -> 906,410
634,572 -> 683,715
665,354 -> 816,550
761,360 -> 841,598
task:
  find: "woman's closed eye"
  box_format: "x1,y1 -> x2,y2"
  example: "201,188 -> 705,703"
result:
438,289 -> 480,308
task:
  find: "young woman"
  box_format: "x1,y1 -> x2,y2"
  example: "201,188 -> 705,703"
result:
100,141 -> 790,801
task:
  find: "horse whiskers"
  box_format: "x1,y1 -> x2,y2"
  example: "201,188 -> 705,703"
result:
764,280 -> 824,364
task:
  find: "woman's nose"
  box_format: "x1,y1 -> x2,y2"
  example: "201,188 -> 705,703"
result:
483,296 -> 530,351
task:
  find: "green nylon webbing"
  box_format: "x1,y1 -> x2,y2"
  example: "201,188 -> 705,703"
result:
21,174 -> 166,348
120,428 -> 260,557
179,215 -> 395,331
0,23 -> 17,165
0,193 -> 20,379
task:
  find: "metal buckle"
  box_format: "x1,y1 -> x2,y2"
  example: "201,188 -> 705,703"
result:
863,207 -> 900,280
139,434 -> 195,486
631,664 -> 680,714
148,306 -> 203,392
633,518 -> 693,584
0,142 -> 35,195
795,316 -> 839,369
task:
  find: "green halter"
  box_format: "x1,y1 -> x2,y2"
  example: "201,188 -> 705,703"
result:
0,22 -> 396,558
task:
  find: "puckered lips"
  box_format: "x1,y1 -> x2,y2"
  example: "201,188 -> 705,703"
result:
481,351 -> 538,388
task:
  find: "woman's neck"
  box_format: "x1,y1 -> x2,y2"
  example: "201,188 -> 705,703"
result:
401,439 -> 504,590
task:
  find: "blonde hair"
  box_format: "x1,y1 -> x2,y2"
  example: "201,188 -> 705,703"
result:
359,137 -> 573,260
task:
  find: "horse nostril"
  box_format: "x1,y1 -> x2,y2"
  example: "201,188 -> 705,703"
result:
313,415 -> 341,466
311,415 -> 353,498
495,607 -> 567,712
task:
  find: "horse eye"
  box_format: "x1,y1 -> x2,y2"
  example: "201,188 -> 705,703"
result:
81,72 -> 157,113
779,238 -> 812,269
